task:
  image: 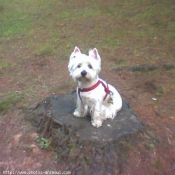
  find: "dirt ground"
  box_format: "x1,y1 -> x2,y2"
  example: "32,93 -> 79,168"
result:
0,0 -> 175,174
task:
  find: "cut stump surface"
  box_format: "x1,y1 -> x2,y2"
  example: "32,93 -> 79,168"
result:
50,93 -> 141,141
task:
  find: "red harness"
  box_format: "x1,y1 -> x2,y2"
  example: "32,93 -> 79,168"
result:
78,80 -> 111,101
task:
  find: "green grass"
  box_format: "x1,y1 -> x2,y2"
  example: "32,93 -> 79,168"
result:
128,1 -> 175,40
0,60 -> 9,69
35,43 -> 55,56
0,0 -> 56,39
0,1 -> 32,39
147,130 -> 156,139
117,59 -> 126,66
56,6 -> 100,21
0,0 -> 174,42
0,92 -> 24,112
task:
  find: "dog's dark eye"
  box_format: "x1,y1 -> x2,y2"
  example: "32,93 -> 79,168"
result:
77,64 -> 81,68
88,64 -> 92,69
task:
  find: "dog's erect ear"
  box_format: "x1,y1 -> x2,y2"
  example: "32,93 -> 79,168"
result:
69,46 -> 81,60
89,48 -> 101,60
74,46 -> 81,54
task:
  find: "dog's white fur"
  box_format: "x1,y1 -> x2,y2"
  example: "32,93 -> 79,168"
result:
68,47 -> 122,128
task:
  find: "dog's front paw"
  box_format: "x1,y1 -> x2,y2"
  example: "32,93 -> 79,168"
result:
91,120 -> 102,128
73,109 -> 83,117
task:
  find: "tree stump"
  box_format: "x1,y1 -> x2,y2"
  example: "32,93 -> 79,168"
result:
26,92 -> 143,175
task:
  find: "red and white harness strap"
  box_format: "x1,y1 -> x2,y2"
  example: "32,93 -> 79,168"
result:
78,80 -> 111,101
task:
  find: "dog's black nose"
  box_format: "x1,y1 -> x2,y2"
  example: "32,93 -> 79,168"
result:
81,70 -> 87,77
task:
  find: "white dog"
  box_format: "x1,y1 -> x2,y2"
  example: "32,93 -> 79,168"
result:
68,47 -> 122,128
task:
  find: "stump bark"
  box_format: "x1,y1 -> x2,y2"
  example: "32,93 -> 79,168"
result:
26,92 -> 143,175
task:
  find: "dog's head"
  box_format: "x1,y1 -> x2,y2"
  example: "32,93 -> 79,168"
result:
68,47 -> 101,82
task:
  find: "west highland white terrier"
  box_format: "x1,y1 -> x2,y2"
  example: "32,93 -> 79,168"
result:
68,47 -> 122,128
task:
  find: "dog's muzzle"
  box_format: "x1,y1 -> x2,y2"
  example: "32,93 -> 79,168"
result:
81,70 -> 87,77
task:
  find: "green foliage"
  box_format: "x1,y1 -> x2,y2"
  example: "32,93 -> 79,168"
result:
36,137 -> 50,149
